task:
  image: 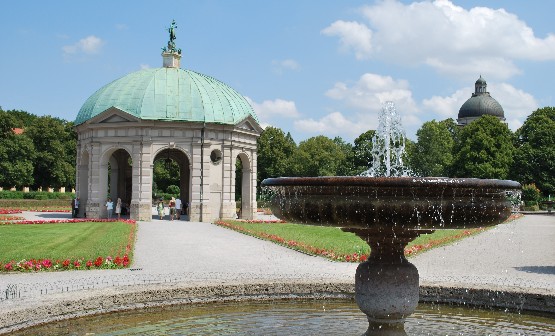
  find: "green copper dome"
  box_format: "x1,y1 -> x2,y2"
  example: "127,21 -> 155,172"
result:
75,68 -> 258,125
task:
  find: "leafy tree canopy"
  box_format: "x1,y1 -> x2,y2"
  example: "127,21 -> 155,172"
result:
25,116 -> 76,188
257,126 -> 296,184
451,115 -> 514,179
411,119 -> 454,177
289,135 -> 346,177
511,107 -> 555,195
352,130 -> 376,175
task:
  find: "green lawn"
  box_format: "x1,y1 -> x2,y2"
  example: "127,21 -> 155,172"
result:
0,221 -> 133,263
216,220 -> 489,261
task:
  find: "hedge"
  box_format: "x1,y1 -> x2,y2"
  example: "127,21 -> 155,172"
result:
0,190 -> 74,200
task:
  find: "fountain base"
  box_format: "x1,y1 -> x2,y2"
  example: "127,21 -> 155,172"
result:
344,229 -> 433,332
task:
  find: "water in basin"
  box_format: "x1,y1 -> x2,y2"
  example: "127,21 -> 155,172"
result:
8,300 -> 555,335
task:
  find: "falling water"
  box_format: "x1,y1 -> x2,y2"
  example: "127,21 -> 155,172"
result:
362,101 -> 411,177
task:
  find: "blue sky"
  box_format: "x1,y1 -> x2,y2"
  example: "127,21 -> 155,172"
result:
1,0 -> 553,143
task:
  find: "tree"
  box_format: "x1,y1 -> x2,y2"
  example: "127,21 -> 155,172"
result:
289,135 -> 346,177
153,159 -> 180,194
4,109 -> 38,128
410,120 -> 454,177
333,136 -> 356,176
0,110 -> 35,188
451,115 -> 514,179
25,116 -> 76,189
352,130 -> 376,175
511,107 -> 555,195
257,126 -> 296,185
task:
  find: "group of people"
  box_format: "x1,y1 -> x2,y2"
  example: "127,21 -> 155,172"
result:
156,197 -> 185,221
105,197 -> 125,219
74,197 -> 185,220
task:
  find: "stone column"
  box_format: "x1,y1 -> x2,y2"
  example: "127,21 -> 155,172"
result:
189,136 -> 211,222
86,143 -> 102,218
130,140 -> 153,221
220,142 -> 236,219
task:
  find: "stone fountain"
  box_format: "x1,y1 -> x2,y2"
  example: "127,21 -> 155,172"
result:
261,102 -> 521,335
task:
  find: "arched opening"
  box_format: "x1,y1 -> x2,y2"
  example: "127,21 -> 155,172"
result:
235,153 -> 252,219
99,148 -> 132,218
153,148 -> 190,220
77,150 -> 89,218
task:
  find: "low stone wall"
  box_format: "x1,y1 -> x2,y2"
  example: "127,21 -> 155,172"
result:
1,280 -> 553,334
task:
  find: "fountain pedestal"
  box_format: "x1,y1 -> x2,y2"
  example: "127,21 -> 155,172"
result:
345,229 -> 432,334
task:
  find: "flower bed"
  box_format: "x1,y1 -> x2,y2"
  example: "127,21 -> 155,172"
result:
0,208 -> 71,213
242,219 -> 286,224
215,220 -> 496,262
0,218 -> 136,272
0,209 -> 22,215
0,218 -> 135,225
215,220 -> 367,262
0,216 -> 25,221
1,255 -> 130,272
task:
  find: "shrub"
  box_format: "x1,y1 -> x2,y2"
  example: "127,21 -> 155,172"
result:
166,185 -> 180,195
0,190 -> 74,200
521,183 -> 541,206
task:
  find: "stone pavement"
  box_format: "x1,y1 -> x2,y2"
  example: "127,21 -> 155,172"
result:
412,214 -> 555,293
0,210 -> 554,330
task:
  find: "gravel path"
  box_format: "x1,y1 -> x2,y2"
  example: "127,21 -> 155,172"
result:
413,214 -> 555,292
0,211 -> 553,316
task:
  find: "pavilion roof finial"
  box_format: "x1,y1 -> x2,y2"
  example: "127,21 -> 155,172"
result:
161,20 -> 182,68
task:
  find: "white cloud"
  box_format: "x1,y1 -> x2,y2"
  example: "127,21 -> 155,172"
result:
422,88 -> 470,119
294,112 -> 368,139
321,20 -> 373,60
245,97 -> 300,122
115,24 -> 128,30
272,59 -> 300,74
323,0 -> 555,80
489,83 -> 538,127
140,64 -> 151,70
62,35 -> 104,56
326,73 -> 419,115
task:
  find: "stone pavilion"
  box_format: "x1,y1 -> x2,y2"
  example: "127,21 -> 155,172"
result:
74,21 -> 262,221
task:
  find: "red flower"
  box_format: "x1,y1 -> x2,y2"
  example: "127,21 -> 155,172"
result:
73,260 -> 81,268
62,259 -> 70,268
86,260 -> 93,268
94,257 -> 103,267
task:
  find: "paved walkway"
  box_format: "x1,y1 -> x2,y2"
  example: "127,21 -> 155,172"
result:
0,211 -> 553,306
412,214 -> 555,293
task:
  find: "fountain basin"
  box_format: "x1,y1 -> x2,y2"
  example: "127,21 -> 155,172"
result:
262,176 -> 520,229
7,299 -> 555,336
262,176 -> 521,331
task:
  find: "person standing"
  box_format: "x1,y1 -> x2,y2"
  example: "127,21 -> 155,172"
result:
71,198 -> 77,218
106,198 -> 114,219
157,198 -> 164,220
169,197 -> 176,221
115,198 -> 122,219
175,197 -> 182,220
74,198 -> 80,218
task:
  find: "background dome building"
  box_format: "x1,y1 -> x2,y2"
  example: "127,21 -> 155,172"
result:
457,76 -> 505,126
74,22 -> 262,221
